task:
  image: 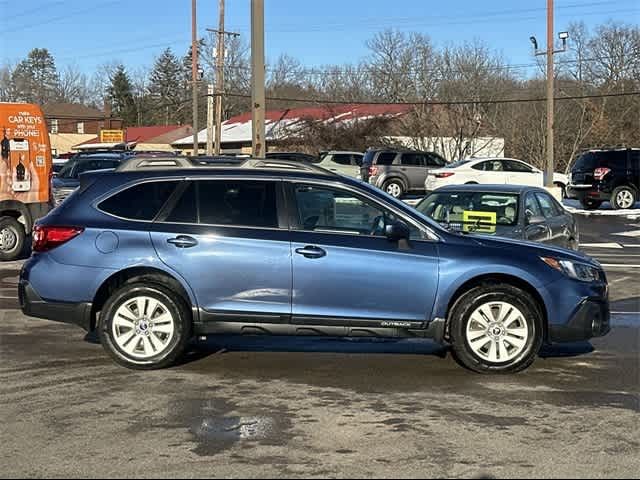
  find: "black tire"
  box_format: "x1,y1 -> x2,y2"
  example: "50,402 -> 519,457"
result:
99,282 -> 192,370
0,216 -> 26,261
465,181 -> 478,185
610,186 -> 637,210
580,199 -> 602,210
449,284 -> 544,374
382,179 -> 404,198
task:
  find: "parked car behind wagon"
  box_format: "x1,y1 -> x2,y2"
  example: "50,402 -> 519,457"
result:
363,148 -> 448,197
566,148 -> 640,210
416,184 -> 579,250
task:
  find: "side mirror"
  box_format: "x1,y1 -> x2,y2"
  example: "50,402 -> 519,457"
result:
526,215 -> 545,225
385,220 -> 410,241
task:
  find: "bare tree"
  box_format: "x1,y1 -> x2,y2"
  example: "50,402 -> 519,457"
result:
56,65 -> 90,104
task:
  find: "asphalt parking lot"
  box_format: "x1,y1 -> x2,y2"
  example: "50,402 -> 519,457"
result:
1,213 -> 638,478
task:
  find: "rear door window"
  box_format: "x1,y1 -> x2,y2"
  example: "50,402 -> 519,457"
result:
472,160 -> 505,172
165,180 -> 279,228
99,181 -> 178,221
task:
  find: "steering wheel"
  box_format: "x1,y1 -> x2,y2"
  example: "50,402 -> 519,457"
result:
369,215 -> 386,236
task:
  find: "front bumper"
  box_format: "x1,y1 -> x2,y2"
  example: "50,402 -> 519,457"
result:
19,279 -> 92,331
548,298 -> 610,342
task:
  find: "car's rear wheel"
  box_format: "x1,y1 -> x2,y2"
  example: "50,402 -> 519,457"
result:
99,282 -> 191,370
611,186 -> 637,210
580,198 -> 602,210
383,179 -> 404,198
0,217 -> 25,261
449,284 -> 543,373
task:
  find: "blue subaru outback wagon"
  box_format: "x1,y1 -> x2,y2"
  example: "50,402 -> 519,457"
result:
19,156 -> 610,373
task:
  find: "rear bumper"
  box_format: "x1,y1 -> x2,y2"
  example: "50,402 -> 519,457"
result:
19,279 -> 92,331
548,298 -> 610,342
566,185 -> 610,201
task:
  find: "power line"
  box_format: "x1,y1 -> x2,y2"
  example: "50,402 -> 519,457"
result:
217,90 -> 639,107
4,0 -> 129,34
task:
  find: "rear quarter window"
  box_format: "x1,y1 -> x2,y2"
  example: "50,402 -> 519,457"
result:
374,152 -> 397,165
98,181 -> 178,220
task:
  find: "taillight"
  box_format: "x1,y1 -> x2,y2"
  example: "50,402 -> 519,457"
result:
434,172 -> 455,178
32,225 -> 84,252
593,167 -> 611,181
369,166 -> 379,177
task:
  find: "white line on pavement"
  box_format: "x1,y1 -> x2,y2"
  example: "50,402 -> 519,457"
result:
609,276 -> 631,285
611,311 -> 640,315
580,243 -> 623,248
614,230 -> 640,238
602,264 -> 640,268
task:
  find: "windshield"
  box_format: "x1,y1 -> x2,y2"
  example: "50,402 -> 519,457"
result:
416,191 -> 520,229
56,159 -> 76,179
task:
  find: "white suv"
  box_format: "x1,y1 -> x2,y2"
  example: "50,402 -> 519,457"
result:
317,151 -> 364,178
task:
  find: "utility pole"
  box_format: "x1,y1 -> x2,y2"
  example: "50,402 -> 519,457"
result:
530,0 -> 568,188
191,0 -> 199,156
206,2 -> 239,156
545,0 -> 554,188
206,83 -> 214,155
251,0 -> 266,158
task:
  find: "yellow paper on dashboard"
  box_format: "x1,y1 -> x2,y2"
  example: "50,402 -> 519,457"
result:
462,211 -> 497,233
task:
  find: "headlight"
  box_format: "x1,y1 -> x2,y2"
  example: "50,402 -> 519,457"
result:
541,257 -> 601,282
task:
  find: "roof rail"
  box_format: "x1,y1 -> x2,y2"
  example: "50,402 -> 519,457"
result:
115,156 -> 194,171
114,155 -> 337,175
244,158 -> 335,174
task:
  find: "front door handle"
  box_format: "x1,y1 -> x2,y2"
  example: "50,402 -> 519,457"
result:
167,235 -> 198,248
295,246 -> 326,259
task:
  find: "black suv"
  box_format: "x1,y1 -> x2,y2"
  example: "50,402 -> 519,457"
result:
567,148 -> 640,210
361,148 -> 447,198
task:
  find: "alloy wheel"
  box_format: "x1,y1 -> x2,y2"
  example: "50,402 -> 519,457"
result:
111,296 -> 176,359
465,301 -> 529,364
616,189 -> 635,209
386,183 -> 402,198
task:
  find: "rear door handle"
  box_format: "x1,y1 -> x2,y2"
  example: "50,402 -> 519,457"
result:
295,246 -> 326,259
167,235 -> 198,248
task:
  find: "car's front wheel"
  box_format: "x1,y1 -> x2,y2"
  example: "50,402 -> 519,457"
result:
99,282 -> 191,370
449,284 -> 543,373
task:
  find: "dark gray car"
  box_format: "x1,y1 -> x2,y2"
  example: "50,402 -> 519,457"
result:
364,148 -> 447,197
52,153 -> 129,205
415,184 -> 579,250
